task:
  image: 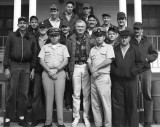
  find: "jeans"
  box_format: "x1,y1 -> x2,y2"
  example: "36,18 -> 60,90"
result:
139,69 -> 153,123
6,62 -> 30,119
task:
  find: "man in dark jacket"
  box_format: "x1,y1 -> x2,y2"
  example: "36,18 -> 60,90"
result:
59,1 -> 79,34
130,22 -> 158,127
111,29 -> 143,127
3,16 -> 37,127
28,16 -> 39,39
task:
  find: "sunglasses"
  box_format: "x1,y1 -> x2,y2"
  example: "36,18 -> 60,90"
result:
50,8 -> 58,12
83,7 -> 90,10
134,27 -> 141,30
50,34 -> 59,37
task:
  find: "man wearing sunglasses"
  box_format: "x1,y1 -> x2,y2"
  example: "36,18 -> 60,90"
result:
43,4 -> 61,29
130,22 -> 158,127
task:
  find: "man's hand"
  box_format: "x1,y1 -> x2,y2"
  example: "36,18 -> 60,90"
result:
4,68 -> 11,80
92,72 -> 99,78
91,66 -> 98,73
65,72 -> 70,80
30,69 -> 35,80
48,69 -> 58,77
52,74 -> 57,80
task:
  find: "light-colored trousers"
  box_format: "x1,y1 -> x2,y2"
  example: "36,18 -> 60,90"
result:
91,74 -> 112,127
72,64 -> 91,119
42,70 -> 66,125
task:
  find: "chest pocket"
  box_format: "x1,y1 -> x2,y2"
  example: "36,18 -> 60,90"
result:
44,51 -> 52,61
99,48 -> 107,59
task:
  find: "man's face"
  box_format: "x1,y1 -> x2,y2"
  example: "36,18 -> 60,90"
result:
61,26 -> 70,34
117,17 -> 126,27
65,4 -> 74,14
95,35 -> 105,45
38,27 -> 48,35
102,16 -> 111,25
120,36 -> 131,46
18,20 -> 28,31
50,8 -> 59,19
83,7 -> 91,15
134,27 -> 143,37
88,17 -> 97,28
75,22 -> 86,34
30,19 -> 38,29
108,31 -> 117,41
49,34 -> 60,44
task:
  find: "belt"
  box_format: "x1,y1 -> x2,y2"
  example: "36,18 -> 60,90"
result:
75,61 -> 87,65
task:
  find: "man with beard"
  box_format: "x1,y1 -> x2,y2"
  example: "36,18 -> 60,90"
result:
43,4 -> 61,29
87,15 -> 97,36
3,16 -> 37,127
59,1 -> 79,34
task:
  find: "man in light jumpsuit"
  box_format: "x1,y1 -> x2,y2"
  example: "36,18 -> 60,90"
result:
38,28 -> 70,127
87,27 -> 115,127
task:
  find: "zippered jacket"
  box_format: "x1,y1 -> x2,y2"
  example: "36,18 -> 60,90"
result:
130,35 -> 158,72
3,29 -> 37,69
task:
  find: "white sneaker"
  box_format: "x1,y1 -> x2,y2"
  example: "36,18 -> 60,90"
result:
84,118 -> 91,127
72,118 -> 79,127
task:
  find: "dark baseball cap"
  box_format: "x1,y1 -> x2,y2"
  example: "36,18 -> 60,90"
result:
60,21 -> 69,28
102,13 -> 111,18
119,28 -> 132,37
39,22 -> 47,28
50,4 -> 59,10
134,22 -> 143,29
30,16 -> 38,22
92,27 -> 106,37
117,12 -> 126,19
83,3 -> 91,9
18,16 -> 27,22
88,14 -> 96,20
48,27 -> 61,35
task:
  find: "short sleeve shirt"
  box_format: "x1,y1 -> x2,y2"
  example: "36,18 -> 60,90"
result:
87,42 -> 115,74
38,43 -> 70,68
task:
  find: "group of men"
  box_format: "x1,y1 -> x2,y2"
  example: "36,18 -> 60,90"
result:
3,1 -> 158,127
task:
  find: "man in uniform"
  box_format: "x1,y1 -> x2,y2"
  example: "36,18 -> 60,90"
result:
87,27 -> 115,127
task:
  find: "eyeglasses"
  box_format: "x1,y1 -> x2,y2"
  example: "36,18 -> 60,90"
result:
50,34 -> 59,37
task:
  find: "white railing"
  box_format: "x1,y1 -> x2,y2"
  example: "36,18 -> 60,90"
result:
0,35 -> 159,72
147,36 -> 160,73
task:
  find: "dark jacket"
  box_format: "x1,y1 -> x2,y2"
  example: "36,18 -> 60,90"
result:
28,25 -> 39,39
59,12 -> 79,33
111,44 -> 143,80
130,35 -> 158,72
60,32 -> 72,45
35,36 -> 50,73
67,33 -> 96,77
3,29 -> 37,69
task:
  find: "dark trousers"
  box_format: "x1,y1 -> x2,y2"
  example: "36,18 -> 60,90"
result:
32,72 -> 45,121
139,69 -> 153,123
112,78 -> 138,127
6,62 -> 30,119
64,79 -> 73,106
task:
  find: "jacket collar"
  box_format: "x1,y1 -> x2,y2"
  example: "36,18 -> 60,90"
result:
16,29 -> 30,39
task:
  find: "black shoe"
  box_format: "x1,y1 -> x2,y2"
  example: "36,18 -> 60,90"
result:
3,121 -> 10,127
144,122 -> 152,127
58,125 -> 65,127
31,121 -> 39,127
43,124 -> 52,127
18,119 -> 30,127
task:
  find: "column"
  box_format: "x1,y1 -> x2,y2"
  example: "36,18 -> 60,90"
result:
134,0 -> 142,22
119,0 -> 127,15
13,0 -> 21,31
29,0 -> 37,20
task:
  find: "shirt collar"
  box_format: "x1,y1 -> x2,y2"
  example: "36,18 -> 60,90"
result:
49,17 -> 60,22
65,12 -> 72,17
95,42 -> 106,49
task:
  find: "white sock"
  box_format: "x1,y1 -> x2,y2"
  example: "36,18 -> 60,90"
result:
19,116 -> 24,120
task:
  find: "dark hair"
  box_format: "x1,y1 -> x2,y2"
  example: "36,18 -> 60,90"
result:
66,1 -> 74,6
30,16 -> 38,22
